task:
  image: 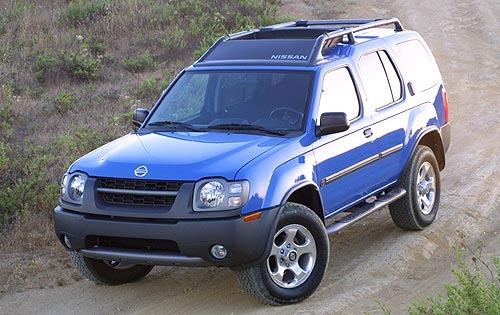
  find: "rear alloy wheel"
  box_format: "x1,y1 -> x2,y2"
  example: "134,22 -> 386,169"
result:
389,145 -> 441,230
236,202 -> 329,305
416,161 -> 437,215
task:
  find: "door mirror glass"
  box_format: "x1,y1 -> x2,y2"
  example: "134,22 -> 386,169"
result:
133,108 -> 149,128
316,112 -> 350,136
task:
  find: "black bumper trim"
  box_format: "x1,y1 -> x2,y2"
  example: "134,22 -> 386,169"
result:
441,122 -> 451,153
54,206 -> 280,268
80,248 -> 209,267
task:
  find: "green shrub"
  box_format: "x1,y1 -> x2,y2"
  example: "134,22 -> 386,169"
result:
55,91 -> 77,114
33,53 -> 61,82
0,142 -> 9,171
0,129 -> 114,223
60,0 -> 110,26
0,144 -> 58,221
55,128 -> 111,155
123,52 -> 155,73
0,0 -> 283,228
160,27 -> 187,53
0,86 -> 15,139
135,78 -> 161,100
135,76 -> 172,101
409,252 -> 500,315
66,50 -> 102,81
0,16 -> 6,36
85,36 -> 107,55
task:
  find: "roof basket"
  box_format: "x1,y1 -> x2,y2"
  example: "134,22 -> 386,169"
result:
197,18 -> 404,66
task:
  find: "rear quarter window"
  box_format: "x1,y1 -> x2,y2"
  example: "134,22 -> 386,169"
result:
395,39 -> 438,92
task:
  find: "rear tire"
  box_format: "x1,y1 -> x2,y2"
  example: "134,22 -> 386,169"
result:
236,202 -> 329,305
69,251 -> 153,285
389,145 -> 441,230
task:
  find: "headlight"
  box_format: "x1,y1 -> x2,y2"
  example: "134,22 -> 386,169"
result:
199,181 -> 225,207
193,179 -> 249,211
60,172 -> 87,204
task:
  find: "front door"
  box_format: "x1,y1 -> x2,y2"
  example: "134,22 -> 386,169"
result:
313,66 -> 380,217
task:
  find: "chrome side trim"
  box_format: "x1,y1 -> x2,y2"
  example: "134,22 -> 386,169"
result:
321,154 -> 379,186
320,143 -> 404,186
380,143 -> 404,158
96,187 -> 178,197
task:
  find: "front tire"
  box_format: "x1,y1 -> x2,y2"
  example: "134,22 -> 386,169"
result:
389,145 -> 441,230
236,202 -> 329,305
69,251 -> 153,285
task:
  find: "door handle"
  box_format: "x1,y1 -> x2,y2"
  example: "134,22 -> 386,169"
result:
363,128 -> 373,138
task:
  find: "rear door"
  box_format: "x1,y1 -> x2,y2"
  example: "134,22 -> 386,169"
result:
356,50 -> 406,186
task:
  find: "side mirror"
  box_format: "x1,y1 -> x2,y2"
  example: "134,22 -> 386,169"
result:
316,112 -> 350,136
133,108 -> 149,128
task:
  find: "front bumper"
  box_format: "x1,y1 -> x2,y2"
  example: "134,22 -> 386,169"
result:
54,206 -> 279,269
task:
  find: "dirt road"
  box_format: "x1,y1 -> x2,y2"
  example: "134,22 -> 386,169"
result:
1,0 -> 499,314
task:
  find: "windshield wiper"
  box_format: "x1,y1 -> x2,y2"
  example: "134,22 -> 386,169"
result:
207,123 -> 287,136
147,120 -> 202,132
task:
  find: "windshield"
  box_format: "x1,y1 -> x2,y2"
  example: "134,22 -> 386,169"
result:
146,71 -> 313,134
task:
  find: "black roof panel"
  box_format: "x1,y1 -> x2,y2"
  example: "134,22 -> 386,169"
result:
201,39 -> 316,65
195,18 -> 404,67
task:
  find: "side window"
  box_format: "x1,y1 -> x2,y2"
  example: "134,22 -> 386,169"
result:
395,40 -> 437,92
358,52 -> 393,108
318,67 -> 360,121
378,51 -> 402,101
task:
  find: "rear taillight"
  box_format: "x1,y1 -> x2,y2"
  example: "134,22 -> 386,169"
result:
442,89 -> 449,123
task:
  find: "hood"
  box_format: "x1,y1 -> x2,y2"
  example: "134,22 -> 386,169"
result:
69,131 -> 288,180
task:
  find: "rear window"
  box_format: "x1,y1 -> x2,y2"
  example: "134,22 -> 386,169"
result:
358,52 -> 394,109
395,39 -> 438,91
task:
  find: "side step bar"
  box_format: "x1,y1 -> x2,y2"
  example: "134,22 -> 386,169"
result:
80,247 -> 209,267
325,188 -> 406,234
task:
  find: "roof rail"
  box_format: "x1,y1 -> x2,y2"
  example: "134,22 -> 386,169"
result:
309,18 -> 404,62
196,18 -> 404,65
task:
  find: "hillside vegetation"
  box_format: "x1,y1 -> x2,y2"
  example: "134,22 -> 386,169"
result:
0,0 -> 281,244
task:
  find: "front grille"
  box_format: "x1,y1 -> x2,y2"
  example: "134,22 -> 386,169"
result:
100,192 -> 176,206
96,177 -> 183,207
98,178 -> 182,192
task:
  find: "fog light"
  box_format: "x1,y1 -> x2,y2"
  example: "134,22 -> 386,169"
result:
210,244 -> 227,259
63,235 -> 72,249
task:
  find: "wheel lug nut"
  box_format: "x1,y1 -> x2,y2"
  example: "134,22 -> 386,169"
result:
286,263 -> 289,267
287,244 -> 291,248
280,249 -> 284,254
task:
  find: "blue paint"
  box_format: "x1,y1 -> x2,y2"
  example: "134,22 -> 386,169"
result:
66,28 -> 448,218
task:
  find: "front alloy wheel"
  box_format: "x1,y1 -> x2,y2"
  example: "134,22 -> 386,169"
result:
236,202 -> 329,305
267,224 -> 316,289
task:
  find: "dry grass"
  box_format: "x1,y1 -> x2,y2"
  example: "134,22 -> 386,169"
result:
0,0 -> 282,247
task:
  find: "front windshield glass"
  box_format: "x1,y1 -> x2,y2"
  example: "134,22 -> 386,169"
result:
146,71 -> 313,133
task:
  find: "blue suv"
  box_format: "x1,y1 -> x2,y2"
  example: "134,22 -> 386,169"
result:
55,18 -> 450,304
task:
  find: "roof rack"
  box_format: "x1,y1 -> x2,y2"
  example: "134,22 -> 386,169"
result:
197,18 -> 404,66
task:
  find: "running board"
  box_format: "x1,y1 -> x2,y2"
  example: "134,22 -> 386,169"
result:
325,188 -> 406,234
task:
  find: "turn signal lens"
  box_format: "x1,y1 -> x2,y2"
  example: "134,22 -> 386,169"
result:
442,89 -> 449,123
243,211 -> 262,222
